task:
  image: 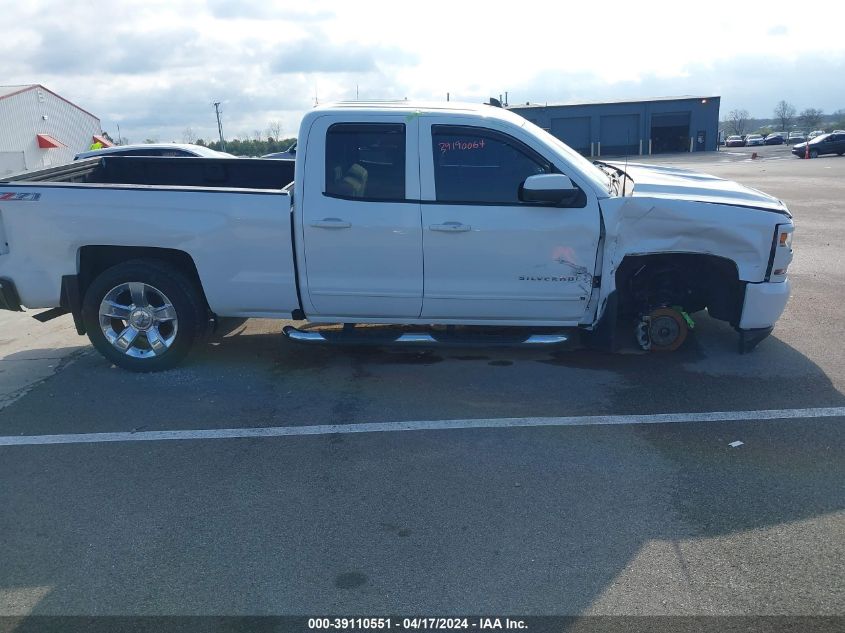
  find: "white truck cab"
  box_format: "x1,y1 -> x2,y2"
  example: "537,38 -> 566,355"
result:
0,101 -> 793,371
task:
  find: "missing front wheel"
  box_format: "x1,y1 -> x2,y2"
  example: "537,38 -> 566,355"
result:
636,306 -> 693,352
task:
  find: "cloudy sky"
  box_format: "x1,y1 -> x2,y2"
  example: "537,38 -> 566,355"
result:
3,0 -> 843,143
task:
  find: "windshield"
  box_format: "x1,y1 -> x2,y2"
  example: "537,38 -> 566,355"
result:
521,119 -> 610,195
190,146 -> 232,157
809,134 -> 831,144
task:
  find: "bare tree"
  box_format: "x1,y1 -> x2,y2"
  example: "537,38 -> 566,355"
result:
267,120 -> 283,141
253,130 -> 263,143
182,127 -> 198,144
799,108 -> 824,132
773,100 -> 796,133
727,109 -> 750,136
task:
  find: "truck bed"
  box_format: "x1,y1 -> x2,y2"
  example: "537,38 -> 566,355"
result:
2,156 -> 296,191
0,157 -> 299,317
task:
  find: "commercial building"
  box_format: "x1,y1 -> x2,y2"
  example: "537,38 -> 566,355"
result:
0,84 -> 110,175
508,96 -> 720,156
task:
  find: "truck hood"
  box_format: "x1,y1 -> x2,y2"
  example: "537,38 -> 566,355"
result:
607,161 -> 789,214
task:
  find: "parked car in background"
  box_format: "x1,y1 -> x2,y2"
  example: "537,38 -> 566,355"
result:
807,130 -> 827,140
745,134 -> 765,147
764,133 -> 785,145
725,135 -> 745,147
74,143 -> 234,161
787,131 -> 806,144
262,142 -> 297,160
792,132 -> 845,158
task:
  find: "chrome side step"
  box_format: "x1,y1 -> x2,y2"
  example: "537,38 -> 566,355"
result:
282,326 -> 570,347
523,334 -> 571,344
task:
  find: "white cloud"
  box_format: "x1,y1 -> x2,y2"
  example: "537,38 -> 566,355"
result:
1,0 -> 843,142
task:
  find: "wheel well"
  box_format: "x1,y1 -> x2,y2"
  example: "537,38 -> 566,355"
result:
615,254 -> 745,326
78,246 -> 209,309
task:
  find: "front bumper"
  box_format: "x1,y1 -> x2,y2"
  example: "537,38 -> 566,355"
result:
0,277 -> 23,312
739,280 -> 790,330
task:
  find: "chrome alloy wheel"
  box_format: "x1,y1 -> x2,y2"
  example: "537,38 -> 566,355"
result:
99,282 -> 178,358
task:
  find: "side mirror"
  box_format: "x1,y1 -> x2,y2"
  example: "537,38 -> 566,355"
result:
519,173 -> 579,205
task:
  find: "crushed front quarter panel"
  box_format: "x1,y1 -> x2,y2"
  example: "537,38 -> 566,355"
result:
593,195 -> 788,322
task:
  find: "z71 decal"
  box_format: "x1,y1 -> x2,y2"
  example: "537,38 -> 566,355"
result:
0,192 -> 41,201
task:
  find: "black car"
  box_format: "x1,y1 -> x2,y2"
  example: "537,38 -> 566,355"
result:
764,133 -> 785,145
792,133 -> 845,158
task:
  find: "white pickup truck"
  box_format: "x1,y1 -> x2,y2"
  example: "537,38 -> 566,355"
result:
0,101 -> 793,371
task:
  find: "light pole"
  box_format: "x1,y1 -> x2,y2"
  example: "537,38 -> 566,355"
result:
213,101 -> 226,151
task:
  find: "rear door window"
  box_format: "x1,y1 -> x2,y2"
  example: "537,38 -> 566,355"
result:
325,123 -> 405,200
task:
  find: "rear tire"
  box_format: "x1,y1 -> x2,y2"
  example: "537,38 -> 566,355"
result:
82,259 -> 206,372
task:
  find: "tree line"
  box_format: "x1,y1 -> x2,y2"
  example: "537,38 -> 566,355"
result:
200,137 -> 297,156
186,122 -> 297,156
723,101 -> 845,136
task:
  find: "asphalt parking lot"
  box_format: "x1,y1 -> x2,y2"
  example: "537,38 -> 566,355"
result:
0,150 -> 843,620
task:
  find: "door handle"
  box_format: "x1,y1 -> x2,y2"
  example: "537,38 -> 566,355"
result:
429,222 -> 471,232
311,218 -> 351,229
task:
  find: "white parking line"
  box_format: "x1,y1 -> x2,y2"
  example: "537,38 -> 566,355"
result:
1,407 -> 844,447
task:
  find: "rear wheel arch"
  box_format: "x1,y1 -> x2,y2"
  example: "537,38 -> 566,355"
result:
77,245 -> 209,311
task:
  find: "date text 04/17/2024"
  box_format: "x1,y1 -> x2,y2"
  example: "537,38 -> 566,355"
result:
307,617 -> 528,630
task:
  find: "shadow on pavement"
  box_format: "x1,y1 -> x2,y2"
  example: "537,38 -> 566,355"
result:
0,316 -> 842,616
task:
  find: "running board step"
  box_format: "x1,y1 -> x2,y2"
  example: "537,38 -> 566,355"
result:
282,326 -> 570,347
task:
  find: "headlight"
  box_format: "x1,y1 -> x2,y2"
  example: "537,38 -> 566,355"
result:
770,224 -> 794,280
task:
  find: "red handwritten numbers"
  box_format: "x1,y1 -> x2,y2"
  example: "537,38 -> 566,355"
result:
439,138 -> 486,153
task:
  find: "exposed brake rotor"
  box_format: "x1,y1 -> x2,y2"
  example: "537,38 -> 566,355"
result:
636,306 -> 692,352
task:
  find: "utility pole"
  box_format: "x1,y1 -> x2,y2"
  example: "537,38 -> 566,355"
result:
116,123 -> 122,145
212,101 -> 226,151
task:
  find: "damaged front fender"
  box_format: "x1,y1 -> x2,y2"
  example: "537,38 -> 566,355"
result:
592,196 -> 785,324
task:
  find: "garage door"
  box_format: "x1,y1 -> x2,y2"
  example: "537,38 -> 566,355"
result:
599,114 -> 639,157
651,112 -> 691,153
551,117 -> 591,156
